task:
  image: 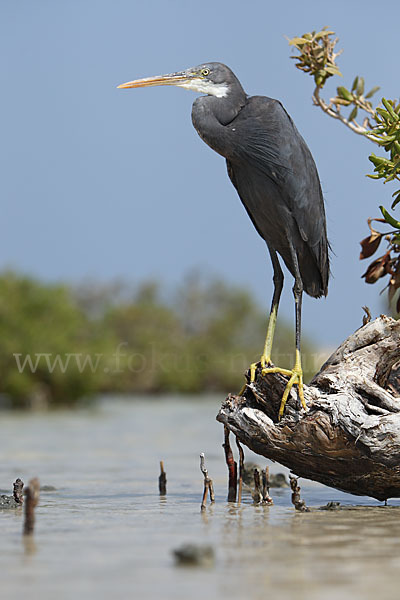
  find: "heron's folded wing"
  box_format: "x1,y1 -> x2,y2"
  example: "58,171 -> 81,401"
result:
231,96 -> 327,250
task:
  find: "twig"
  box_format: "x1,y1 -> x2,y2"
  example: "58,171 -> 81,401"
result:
236,438 -> 244,504
201,479 -> 209,511
252,468 -> 262,504
362,306 -> 372,325
313,86 -> 375,139
159,460 -> 167,495
13,478 -> 24,505
23,478 -> 40,535
223,426 -> 237,502
289,475 -> 309,512
262,467 -> 274,505
200,453 -> 214,511
208,477 -> 215,503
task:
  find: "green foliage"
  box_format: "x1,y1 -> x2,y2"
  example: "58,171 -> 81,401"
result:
367,99 -> 400,206
0,271 -> 319,407
288,27 -> 341,87
0,272 -> 112,407
288,27 -> 400,313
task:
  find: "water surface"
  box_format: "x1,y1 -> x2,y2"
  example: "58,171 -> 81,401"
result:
1,397 -> 399,600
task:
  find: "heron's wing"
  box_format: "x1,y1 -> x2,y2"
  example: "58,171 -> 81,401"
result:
230,96 -> 326,250
226,159 -> 266,240
227,96 -> 329,296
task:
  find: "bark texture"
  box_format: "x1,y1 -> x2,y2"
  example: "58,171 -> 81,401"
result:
217,316 -> 400,501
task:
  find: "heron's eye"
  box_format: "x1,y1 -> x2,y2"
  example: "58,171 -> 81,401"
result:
200,68 -> 210,77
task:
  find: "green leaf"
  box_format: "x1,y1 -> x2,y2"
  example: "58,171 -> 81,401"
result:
324,65 -> 342,76
356,77 -> 365,96
351,76 -> 359,92
289,37 -> 310,46
392,196 -> 400,209
315,30 -> 335,38
382,98 -> 399,121
337,86 -> 353,102
348,106 -> 358,122
369,154 -> 390,167
376,108 -> 391,122
334,98 -> 352,106
365,86 -> 380,99
380,205 -> 400,229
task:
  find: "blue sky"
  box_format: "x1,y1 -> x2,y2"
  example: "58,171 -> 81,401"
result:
1,0 -> 399,346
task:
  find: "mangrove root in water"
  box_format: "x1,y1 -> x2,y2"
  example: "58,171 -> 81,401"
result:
236,438 -> 244,504
222,427 -> 237,502
252,468 -> 262,504
159,460 -> 167,495
200,453 -> 215,511
262,467 -> 274,505
13,478 -> 24,505
290,476 -> 309,512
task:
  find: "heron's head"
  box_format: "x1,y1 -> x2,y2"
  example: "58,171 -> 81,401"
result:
117,62 -> 243,99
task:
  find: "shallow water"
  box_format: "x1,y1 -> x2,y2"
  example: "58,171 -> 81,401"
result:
1,396 -> 399,600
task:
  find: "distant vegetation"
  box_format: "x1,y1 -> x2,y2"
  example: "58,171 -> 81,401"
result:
0,270 -> 321,408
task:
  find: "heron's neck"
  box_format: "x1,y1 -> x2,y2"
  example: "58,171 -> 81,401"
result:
209,87 -> 246,125
191,91 -> 246,158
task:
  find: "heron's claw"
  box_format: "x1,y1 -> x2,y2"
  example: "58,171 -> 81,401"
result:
261,361 -> 306,420
249,355 -> 272,383
242,354 -> 306,420
238,357 -> 271,396
249,362 -> 258,382
260,354 -> 272,370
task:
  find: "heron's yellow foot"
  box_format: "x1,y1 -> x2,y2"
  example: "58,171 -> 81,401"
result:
261,352 -> 306,419
238,355 -> 272,396
249,353 -> 271,383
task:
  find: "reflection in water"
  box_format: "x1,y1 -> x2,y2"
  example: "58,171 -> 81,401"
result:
0,396 -> 399,600
22,535 -> 37,557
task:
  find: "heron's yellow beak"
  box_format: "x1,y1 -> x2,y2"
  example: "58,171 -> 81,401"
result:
117,73 -> 190,89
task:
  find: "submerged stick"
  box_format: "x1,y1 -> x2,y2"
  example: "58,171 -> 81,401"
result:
201,480 -> 209,511
159,460 -> 167,495
236,438 -> 244,504
252,468 -> 262,504
223,426 -> 237,502
200,453 -> 215,511
208,477 -> 215,503
262,467 -> 274,505
289,475 -> 309,512
23,478 -> 40,535
13,478 -> 24,505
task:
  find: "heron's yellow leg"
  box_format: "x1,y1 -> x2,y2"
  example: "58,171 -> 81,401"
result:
249,304 -> 278,382
262,349 -> 306,419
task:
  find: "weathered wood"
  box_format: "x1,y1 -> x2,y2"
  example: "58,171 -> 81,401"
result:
217,315 -> 400,501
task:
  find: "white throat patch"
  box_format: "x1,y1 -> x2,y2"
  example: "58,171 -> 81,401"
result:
177,78 -> 229,98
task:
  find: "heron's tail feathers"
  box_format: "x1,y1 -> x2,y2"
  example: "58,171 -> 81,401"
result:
299,239 -> 329,299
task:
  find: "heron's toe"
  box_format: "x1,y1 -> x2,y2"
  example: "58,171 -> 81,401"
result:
250,362 -> 259,382
278,367 -> 306,420
260,355 -> 273,369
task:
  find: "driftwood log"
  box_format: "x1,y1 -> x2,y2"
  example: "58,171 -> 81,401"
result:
217,315 -> 400,501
